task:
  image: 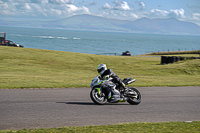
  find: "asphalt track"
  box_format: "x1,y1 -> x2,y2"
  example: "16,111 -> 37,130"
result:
0,87 -> 200,130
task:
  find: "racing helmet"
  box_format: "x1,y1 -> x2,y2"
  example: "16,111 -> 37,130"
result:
97,64 -> 107,75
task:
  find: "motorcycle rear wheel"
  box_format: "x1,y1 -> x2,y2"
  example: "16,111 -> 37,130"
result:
127,87 -> 141,105
90,88 -> 107,105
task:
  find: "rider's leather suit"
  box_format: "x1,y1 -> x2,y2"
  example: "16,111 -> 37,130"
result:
100,69 -> 123,99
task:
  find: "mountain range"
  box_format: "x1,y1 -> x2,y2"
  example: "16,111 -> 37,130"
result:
1,14 -> 200,35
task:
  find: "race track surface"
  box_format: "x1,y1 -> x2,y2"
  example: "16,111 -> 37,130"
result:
0,87 -> 200,130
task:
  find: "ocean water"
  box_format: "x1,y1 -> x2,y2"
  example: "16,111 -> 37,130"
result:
1,26 -> 200,55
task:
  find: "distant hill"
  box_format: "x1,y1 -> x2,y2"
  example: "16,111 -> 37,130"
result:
1,14 -> 200,35
130,17 -> 200,35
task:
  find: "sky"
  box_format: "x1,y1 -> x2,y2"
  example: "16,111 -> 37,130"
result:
0,0 -> 200,25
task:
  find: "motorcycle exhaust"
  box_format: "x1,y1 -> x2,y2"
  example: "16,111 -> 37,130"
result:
127,79 -> 135,84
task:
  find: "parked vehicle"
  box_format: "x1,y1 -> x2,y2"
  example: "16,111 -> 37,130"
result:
90,76 -> 141,105
0,40 -> 24,47
122,50 -> 131,56
0,32 -> 23,48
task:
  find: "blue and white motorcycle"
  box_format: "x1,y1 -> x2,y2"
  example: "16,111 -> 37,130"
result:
90,76 -> 141,105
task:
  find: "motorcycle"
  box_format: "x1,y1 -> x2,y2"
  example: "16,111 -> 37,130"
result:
90,75 -> 141,105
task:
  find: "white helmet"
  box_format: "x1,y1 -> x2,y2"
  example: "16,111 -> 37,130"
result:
97,64 -> 107,75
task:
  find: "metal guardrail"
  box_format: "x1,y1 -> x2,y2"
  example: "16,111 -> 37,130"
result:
99,53 -> 121,56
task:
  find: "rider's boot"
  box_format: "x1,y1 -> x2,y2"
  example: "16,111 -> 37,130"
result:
121,83 -> 136,96
121,82 -> 130,94
123,88 -> 137,96
110,86 -> 120,101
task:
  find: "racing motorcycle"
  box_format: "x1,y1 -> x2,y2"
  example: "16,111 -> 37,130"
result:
90,75 -> 141,105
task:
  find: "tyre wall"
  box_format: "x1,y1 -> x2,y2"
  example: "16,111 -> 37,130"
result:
161,56 -> 200,64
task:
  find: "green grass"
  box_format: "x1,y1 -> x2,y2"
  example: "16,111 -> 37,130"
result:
1,121 -> 200,133
0,46 -> 200,88
144,54 -> 200,57
146,50 -> 200,55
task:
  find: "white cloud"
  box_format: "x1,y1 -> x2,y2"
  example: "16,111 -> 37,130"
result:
24,3 -> 32,10
99,10 -> 138,21
101,1 -> 143,20
88,1 -> 97,6
140,2 -> 145,10
149,8 -> 185,19
102,3 -> 112,9
0,3 -> 16,15
30,0 -> 43,3
113,1 -> 131,11
65,4 -> 90,14
192,13 -> 200,21
50,8 -> 62,15
0,0 -> 90,19
48,0 -> 74,4
150,9 -> 169,17
66,4 -> 79,12
1,0 -> 8,1
136,1 -> 145,10
169,8 -> 185,18
190,13 -> 200,26
102,1 -> 131,11
130,13 -> 139,19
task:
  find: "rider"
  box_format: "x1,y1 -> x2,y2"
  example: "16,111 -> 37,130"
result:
97,64 -> 127,100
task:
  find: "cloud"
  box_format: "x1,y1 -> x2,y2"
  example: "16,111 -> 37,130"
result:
101,1 -> 138,20
24,3 -> 32,10
0,0 -> 90,19
139,2 -> 145,10
0,3 -> 16,15
102,3 -> 112,9
102,1 -> 132,11
50,8 -> 62,16
88,1 -> 97,6
30,0 -> 48,3
1,0 -> 196,26
113,1 -> 131,11
77,1 -> 97,7
150,9 -> 169,17
169,8 -> 185,18
149,8 -> 185,19
48,0 -> 74,4
136,1 -> 145,10
192,13 -> 200,21
99,10 -> 138,21
130,13 -> 139,19
65,4 -> 90,14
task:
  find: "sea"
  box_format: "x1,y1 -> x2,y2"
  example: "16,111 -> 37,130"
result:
1,26 -> 200,55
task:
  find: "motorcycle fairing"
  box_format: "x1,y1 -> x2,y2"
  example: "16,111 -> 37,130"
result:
95,88 -> 101,95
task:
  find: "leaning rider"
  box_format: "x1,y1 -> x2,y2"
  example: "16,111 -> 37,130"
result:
97,64 -> 127,100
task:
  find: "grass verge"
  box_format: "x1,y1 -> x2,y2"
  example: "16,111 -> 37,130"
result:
1,121 -> 200,133
0,47 -> 200,88
146,50 -> 200,55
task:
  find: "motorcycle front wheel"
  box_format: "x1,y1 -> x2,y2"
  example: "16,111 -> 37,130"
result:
127,87 -> 141,105
90,88 -> 107,105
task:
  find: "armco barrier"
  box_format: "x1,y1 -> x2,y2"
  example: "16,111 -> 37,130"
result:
161,56 -> 200,64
